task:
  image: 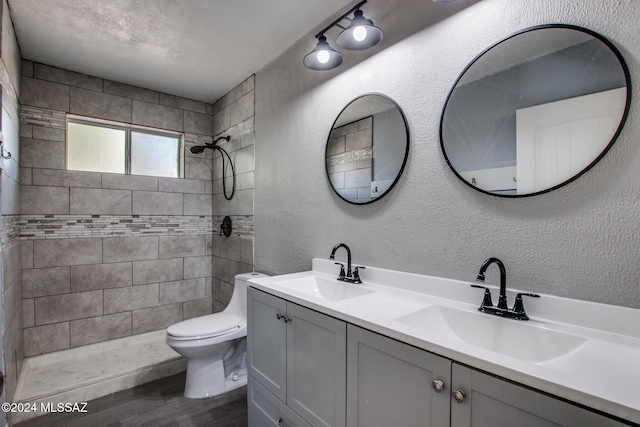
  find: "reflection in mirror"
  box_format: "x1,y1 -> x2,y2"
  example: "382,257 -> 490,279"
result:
326,94 -> 409,204
440,24 -> 631,197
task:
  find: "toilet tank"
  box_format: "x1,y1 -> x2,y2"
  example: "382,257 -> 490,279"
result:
226,272 -> 269,317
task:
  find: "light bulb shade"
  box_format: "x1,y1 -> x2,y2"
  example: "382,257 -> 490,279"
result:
303,36 -> 344,70
336,9 -> 383,50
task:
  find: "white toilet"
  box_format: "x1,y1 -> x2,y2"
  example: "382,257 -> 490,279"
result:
166,272 -> 268,398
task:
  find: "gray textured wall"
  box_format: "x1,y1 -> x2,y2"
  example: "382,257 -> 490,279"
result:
254,0 -> 640,309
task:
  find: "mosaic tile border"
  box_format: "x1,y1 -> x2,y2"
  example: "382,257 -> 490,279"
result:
20,215 -> 254,240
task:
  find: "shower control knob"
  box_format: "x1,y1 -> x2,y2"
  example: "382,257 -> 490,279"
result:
431,379 -> 445,393
452,389 -> 466,403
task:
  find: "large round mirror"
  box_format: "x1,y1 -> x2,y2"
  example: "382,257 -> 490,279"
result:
440,24 -> 631,197
326,94 -> 409,204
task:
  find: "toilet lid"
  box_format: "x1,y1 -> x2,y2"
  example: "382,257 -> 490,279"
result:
167,312 -> 243,339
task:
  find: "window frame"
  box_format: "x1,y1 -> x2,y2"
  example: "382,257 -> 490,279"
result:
66,115 -> 185,178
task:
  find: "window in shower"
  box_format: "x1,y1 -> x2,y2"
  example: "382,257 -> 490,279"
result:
67,116 -> 184,178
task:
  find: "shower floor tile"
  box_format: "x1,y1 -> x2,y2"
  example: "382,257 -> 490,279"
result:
14,372 -> 248,427
13,330 -> 186,424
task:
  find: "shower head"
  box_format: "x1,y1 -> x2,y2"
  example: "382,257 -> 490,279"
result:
189,136 -> 230,155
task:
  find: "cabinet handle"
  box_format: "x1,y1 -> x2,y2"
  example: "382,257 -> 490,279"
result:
277,416 -> 285,426
431,379 -> 445,393
452,389 -> 466,403
276,313 -> 292,323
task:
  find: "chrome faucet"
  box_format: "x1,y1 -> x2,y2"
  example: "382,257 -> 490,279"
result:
329,243 -> 364,284
471,257 -> 540,321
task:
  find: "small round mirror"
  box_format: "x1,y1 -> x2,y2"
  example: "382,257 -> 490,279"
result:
326,94 -> 409,204
440,24 -> 631,197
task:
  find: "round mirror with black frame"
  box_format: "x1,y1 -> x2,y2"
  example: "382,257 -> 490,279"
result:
440,24 -> 631,197
326,93 -> 409,204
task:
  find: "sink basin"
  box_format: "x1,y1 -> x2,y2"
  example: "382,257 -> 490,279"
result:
273,275 -> 375,302
395,305 -> 588,363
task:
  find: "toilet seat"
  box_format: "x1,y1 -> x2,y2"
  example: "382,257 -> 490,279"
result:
167,312 -> 243,341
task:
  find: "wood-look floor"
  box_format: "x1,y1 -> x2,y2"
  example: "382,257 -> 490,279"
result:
14,372 -> 248,427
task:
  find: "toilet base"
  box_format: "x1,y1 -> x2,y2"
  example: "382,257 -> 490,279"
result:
183,338 -> 248,399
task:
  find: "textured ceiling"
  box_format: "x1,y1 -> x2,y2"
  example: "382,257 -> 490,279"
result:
7,0 -> 354,103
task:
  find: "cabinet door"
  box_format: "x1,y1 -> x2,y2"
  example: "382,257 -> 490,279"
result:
248,288 -> 288,402
287,302 -> 347,427
249,379 -> 312,427
346,325 -> 451,427
451,363 -> 628,427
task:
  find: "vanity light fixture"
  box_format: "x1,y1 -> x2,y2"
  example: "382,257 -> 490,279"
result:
303,0 -> 382,71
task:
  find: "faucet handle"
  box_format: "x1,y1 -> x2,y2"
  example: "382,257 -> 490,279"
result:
334,262 -> 346,280
352,266 -> 366,284
470,284 -> 494,310
512,293 -> 540,318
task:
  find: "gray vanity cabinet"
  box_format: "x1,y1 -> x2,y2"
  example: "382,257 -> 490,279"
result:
450,363 -> 627,427
346,325 -> 451,427
247,288 -> 347,427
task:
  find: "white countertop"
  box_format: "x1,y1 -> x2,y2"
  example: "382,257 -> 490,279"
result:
249,258 -> 640,424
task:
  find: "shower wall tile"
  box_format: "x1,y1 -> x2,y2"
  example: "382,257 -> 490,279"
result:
158,235 -> 206,259
229,260 -> 252,281
70,312 -> 132,347
70,262 -> 132,292
230,188 -> 253,216
23,300 -> 35,328
103,80 -> 159,103
160,93 -> 207,114
240,235 -> 254,265
227,236 -> 242,263
102,173 -> 158,191
33,238 -> 102,268
23,267 -> 70,298
184,156 -> 213,181
159,177 -> 206,194
34,290 -> 103,325
184,194 -> 213,216
132,191 -> 183,215
32,169 -> 102,188
230,92 -> 254,125
212,106 -> 231,135
32,125 -> 66,142
24,322 -> 70,357
34,63 -> 103,92
21,186 -> 69,215
132,100 -> 183,132
21,241 -> 34,270
159,278 -> 206,304
213,256 -> 230,283
20,138 -> 65,169
183,298 -> 213,320
184,255 -> 213,279
103,236 -> 159,263
70,87 -> 132,123
184,110 -> 212,135
132,303 -> 182,335
104,283 -> 159,314
21,76 -> 70,111
133,258 -> 183,285
70,188 -> 132,215
3,243 -> 21,291
219,280 -> 234,306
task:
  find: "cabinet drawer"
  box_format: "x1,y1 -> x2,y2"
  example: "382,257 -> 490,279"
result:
249,376 -> 312,427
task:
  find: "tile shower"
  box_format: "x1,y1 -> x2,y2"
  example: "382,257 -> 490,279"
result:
18,63 -> 255,360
